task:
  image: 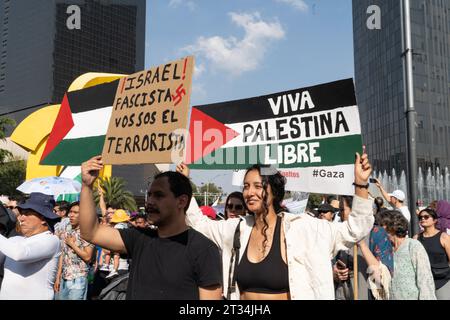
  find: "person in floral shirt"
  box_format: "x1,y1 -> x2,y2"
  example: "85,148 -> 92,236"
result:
369,210 -> 394,274
54,202 -> 94,300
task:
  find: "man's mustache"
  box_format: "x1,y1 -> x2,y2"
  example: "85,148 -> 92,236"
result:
145,206 -> 160,214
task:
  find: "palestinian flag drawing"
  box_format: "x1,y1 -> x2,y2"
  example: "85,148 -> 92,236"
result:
40,80 -> 119,166
185,79 -> 363,195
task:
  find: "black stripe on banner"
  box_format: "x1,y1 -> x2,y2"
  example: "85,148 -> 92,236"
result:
194,78 -> 356,124
66,79 -> 120,113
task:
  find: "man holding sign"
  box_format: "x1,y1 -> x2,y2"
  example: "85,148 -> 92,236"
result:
78,156 -> 222,300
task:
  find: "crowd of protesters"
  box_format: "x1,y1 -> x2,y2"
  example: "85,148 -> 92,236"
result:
308,180 -> 450,300
0,149 -> 449,300
0,191 -> 152,300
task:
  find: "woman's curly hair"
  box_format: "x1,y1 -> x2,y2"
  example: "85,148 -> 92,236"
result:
384,210 -> 409,238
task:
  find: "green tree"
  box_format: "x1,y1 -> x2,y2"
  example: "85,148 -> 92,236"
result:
0,116 -> 16,163
307,193 -> 323,210
195,183 -> 223,206
94,176 -> 137,212
191,181 -> 198,194
0,158 -> 26,196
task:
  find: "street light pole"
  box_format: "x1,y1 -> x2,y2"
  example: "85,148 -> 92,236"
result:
401,0 -> 419,236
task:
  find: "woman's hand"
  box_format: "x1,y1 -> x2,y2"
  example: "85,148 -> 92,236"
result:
176,162 -> 190,178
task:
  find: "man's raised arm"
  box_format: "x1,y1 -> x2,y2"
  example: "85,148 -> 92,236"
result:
79,156 -> 126,254
374,178 -> 391,204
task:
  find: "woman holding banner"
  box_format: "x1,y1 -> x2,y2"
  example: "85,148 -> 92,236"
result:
180,150 -> 374,300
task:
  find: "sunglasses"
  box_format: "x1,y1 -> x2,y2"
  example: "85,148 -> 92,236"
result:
227,204 -> 244,211
419,215 -> 431,221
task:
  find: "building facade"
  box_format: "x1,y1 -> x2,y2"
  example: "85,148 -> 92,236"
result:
352,0 -> 450,174
0,0 -> 145,125
0,0 -> 151,196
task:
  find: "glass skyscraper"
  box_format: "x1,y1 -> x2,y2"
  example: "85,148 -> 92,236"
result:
0,0 -> 146,124
0,0 -> 149,198
352,0 -> 450,174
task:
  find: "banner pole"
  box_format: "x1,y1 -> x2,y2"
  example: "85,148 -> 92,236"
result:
353,244 -> 358,300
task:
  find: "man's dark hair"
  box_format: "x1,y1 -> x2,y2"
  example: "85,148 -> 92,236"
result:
339,196 -> 353,210
68,201 -> 80,212
9,195 -> 25,205
153,171 -> 192,211
384,210 -> 409,238
374,209 -> 390,226
326,195 -> 339,204
56,200 -> 70,216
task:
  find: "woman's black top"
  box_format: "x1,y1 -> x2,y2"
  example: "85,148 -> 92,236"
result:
236,216 -> 289,294
418,231 -> 450,289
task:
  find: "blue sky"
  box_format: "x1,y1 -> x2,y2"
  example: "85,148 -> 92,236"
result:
144,0 -> 355,193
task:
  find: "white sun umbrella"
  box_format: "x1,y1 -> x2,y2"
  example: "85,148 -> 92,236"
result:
17,176 -> 82,200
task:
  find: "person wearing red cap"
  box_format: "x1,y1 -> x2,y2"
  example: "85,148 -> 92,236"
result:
200,206 -> 217,220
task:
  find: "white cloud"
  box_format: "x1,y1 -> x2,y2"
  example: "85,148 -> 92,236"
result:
194,63 -> 206,79
275,0 -> 308,12
191,83 -> 207,101
182,12 -> 285,77
169,0 -> 196,11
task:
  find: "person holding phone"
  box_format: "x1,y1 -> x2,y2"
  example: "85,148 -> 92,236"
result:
373,179 -> 410,223
333,196 -> 371,300
333,258 -> 351,298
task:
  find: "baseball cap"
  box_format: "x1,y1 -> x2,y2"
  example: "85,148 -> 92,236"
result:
389,190 -> 405,202
200,206 -> 217,220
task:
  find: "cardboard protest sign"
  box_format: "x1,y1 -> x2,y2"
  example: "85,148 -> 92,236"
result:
102,56 -> 194,165
186,79 -> 362,195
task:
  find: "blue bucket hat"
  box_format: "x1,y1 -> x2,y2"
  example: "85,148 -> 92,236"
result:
17,192 -> 59,220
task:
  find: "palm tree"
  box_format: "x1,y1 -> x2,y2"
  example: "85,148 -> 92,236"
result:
94,176 -> 137,212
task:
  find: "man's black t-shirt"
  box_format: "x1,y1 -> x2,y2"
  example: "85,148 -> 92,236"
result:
118,227 -> 222,300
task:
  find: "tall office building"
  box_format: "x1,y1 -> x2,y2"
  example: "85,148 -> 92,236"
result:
0,0 -> 151,198
352,0 -> 450,174
0,0 -> 146,125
